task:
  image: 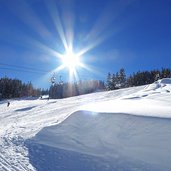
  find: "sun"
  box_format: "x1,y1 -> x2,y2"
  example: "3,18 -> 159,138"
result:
62,48 -> 81,73
52,45 -> 87,82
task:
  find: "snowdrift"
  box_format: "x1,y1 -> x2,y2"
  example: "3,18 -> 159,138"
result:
80,79 -> 171,118
144,78 -> 171,92
27,110 -> 171,171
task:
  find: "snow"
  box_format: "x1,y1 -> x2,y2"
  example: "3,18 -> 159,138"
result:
0,78 -> 171,171
27,111 -> 171,171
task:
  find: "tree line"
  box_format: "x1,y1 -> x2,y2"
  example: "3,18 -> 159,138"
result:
106,68 -> 171,90
0,77 -> 48,99
1,67 -> 171,100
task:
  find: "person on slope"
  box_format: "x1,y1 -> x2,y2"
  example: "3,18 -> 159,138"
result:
7,101 -> 10,107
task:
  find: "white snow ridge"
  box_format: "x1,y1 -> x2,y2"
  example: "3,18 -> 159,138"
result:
1,78 -> 171,171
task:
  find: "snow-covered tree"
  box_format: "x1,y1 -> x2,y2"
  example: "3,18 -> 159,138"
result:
119,68 -> 126,88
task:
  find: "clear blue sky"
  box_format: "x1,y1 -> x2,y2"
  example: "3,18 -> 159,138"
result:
0,0 -> 171,89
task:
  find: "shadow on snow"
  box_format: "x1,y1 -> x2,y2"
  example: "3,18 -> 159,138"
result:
26,111 -> 171,171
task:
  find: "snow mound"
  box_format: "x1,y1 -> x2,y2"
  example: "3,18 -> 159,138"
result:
122,78 -> 171,101
26,110 -> 171,171
144,78 -> 171,92
39,95 -> 49,100
159,78 -> 171,84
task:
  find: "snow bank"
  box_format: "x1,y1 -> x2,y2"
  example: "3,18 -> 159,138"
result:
144,78 -> 171,92
81,79 -> 171,118
27,110 -> 171,171
81,98 -> 171,118
39,95 -> 49,100
160,78 -> 171,84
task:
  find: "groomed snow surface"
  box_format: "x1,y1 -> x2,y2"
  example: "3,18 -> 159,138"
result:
1,78 -> 171,171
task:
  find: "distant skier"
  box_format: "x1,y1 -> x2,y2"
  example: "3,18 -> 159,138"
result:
7,101 -> 10,107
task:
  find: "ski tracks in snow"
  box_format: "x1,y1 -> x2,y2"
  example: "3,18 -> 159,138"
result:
0,99 -> 82,171
0,121 -> 35,171
0,136 -> 34,171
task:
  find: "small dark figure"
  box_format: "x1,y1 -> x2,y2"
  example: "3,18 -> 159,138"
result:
7,101 -> 10,107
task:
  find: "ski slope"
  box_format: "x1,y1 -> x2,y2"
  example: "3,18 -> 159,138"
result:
0,78 -> 171,171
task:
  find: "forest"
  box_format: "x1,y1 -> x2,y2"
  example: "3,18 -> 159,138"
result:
0,77 -> 48,99
0,68 -> 171,99
106,68 -> 171,90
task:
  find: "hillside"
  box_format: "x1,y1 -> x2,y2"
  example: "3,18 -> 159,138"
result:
0,79 -> 171,171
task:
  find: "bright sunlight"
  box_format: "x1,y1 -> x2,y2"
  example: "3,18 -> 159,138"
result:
54,46 -> 85,82
62,47 -> 81,72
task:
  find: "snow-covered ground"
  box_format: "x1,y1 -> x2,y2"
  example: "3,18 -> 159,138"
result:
0,78 -> 171,171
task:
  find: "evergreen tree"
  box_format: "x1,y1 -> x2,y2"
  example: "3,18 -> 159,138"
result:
119,68 -> 126,88
161,68 -> 171,78
115,72 -> 120,89
111,74 -> 116,90
127,75 -> 134,87
106,72 -> 112,90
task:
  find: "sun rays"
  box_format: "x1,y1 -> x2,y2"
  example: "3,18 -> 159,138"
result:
4,0 -> 126,84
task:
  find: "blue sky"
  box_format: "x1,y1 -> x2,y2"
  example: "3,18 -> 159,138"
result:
0,0 -> 171,88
